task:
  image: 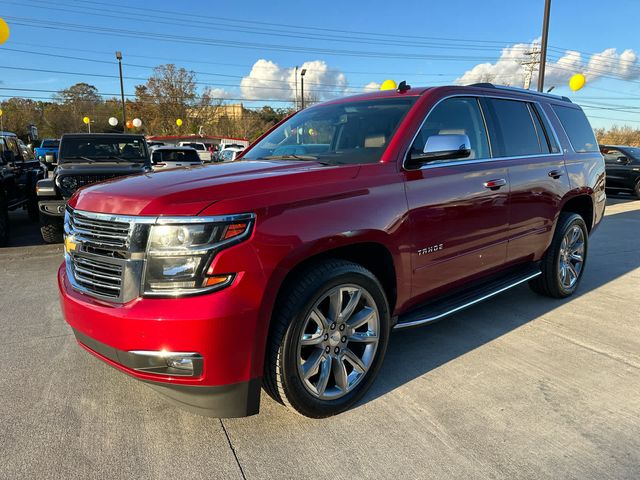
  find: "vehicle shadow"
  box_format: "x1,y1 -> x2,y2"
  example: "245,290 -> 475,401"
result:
359,207 -> 640,407
606,192 -> 639,204
7,210 -> 48,248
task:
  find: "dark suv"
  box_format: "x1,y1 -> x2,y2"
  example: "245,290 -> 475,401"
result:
0,131 -> 46,246
600,145 -> 640,197
36,133 -> 150,243
59,84 -> 605,418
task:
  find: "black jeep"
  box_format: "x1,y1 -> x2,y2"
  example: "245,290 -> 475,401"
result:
0,131 -> 46,246
36,133 -> 151,243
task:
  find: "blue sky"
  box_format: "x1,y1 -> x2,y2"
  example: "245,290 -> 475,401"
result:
1,0 -> 639,128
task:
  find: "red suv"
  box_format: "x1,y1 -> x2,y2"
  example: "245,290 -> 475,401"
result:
59,84 -> 606,418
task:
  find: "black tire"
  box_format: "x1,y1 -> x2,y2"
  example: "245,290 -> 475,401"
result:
40,222 -> 63,244
264,259 -> 390,418
529,212 -> 588,298
634,180 -> 640,199
0,201 -> 9,247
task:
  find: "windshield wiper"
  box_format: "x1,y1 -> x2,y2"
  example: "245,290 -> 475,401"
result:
260,154 -> 318,161
62,155 -> 95,163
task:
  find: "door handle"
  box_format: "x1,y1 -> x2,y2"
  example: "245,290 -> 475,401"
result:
548,169 -> 564,179
483,178 -> 507,190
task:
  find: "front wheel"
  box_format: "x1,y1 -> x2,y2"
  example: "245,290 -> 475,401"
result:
529,212 -> 588,298
264,259 -> 390,418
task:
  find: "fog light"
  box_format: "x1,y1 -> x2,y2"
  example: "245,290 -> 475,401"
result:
167,356 -> 194,372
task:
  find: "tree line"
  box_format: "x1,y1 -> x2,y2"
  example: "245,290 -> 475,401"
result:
0,64 -> 292,143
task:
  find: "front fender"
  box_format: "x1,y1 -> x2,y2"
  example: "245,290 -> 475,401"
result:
36,178 -> 57,198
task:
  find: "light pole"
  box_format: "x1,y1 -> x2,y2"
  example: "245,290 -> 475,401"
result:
300,69 -> 307,110
537,0 -> 552,92
116,51 -> 126,132
294,66 -> 299,110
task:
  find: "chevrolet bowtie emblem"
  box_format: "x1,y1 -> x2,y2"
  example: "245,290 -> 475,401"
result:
64,236 -> 77,254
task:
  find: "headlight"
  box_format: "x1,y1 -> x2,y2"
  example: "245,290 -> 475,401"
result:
60,176 -> 79,191
143,215 -> 254,296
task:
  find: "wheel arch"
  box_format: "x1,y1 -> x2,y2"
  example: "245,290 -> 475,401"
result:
560,193 -> 594,232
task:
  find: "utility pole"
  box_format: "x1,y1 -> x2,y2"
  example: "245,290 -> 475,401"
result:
537,0 -> 552,92
115,51 -> 126,132
521,46 -> 541,90
294,66 -> 299,110
300,69 -> 307,110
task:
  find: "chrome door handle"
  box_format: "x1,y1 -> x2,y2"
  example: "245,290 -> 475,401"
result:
483,178 -> 507,190
548,170 -> 564,179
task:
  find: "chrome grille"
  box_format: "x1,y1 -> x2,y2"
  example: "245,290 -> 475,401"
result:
72,256 -> 123,299
69,210 -> 131,250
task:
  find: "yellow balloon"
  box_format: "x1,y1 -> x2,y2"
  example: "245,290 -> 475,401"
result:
83,116 -> 90,125
176,118 -> 183,127
569,73 -> 586,92
0,18 -> 10,45
380,79 -> 397,91
0,109 -> 3,117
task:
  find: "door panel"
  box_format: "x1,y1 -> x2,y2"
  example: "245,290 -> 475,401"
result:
506,155 -> 571,262
405,161 -> 510,303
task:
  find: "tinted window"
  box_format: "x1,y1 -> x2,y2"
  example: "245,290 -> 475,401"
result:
488,99 -> 542,157
42,140 -> 59,148
244,97 -> 417,165
412,97 -> 489,160
601,147 -> 625,163
552,105 -> 598,153
534,105 -> 560,153
153,149 -> 200,163
60,137 -> 147,162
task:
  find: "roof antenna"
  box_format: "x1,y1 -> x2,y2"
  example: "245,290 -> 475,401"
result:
397,80 -> 411,93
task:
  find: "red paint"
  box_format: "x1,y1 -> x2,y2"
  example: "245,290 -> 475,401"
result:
59,85 -> 605,410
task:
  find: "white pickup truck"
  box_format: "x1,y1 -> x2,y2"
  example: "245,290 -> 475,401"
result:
178,141 -> 213,162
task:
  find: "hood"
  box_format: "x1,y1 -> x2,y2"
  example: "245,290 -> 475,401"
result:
69,160 -> 359,216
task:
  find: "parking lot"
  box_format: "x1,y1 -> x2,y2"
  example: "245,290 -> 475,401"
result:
0,195 -> 638,480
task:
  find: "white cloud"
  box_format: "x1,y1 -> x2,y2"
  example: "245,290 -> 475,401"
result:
205,87 -> 232,100
240,59 -> 348,101
456,41 -> 640,88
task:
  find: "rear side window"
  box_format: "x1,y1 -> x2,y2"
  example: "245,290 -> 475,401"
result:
552,105 -> 598,153
487,98 -> 544,157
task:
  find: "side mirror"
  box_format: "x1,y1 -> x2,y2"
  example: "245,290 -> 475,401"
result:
616,156 -> 630,165
408,134 -> 471,168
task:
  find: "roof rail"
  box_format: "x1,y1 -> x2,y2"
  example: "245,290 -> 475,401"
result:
467,83 -> 571,103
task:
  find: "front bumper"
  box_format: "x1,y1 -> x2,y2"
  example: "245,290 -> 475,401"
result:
39,199 -> 66,217
58,264 -> 264,417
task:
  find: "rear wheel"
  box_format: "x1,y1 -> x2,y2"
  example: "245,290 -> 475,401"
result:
529,212 -> 588,298
634,180 -> 640,199
264,259 -> 390,418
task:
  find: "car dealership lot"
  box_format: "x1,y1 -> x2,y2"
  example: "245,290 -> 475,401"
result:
1,196 -> 638,480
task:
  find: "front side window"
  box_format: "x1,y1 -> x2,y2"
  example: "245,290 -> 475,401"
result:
488,98 -> 544,157
411,97 -> 490,160
601,147 -> 625,163
552,105 -> 598,153
243,97 -> 417,165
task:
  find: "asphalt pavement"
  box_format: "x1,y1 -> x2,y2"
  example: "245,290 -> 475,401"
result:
1,195 -> 639,480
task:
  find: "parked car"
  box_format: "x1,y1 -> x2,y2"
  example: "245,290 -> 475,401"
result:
0,131 -> 46,246
218,146 -> 244,162
36,133 -> 150,243
178,141 -> 213,162
59,84 -> 605,418
600,145 -> 640,197
34,138 -> 60,165
151,146 -> 203,170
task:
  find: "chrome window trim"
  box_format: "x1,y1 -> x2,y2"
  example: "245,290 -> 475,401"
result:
67,207 -> 255,226
402,93 -> 565,171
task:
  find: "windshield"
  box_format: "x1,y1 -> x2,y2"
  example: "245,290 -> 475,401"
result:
243,97 -> 417,165
153,149 -> 200,163
42,140 -> 59,149
60,137 -> 148,162
623,147 -> 640,159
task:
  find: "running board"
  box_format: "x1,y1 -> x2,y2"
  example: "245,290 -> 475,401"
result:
394,264 -> 541,330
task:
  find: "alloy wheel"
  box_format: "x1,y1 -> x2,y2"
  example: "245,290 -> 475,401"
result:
558,225 -> 585,289
297,284 -> 380,400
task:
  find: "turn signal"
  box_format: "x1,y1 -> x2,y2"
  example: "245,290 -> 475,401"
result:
222,222 -> 248,240
203,274 -> 233,287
